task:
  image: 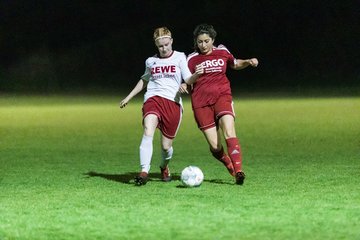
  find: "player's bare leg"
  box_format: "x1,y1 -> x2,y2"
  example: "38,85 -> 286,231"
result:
203,127 -> 234,176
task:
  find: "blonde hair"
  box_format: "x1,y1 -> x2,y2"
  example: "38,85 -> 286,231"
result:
153,27 -> 172,41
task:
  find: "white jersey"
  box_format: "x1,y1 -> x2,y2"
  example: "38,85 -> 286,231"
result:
141,51 -> 192,106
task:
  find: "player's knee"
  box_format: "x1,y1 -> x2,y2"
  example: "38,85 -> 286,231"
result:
223,129 -> 236,139
143,127 -> 155,137
162,145 -> 172,152
161,139 -> 173,151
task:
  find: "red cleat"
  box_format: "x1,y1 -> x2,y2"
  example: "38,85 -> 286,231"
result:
160,166 -> 171,182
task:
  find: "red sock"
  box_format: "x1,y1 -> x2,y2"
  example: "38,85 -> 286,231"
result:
210,147 -> 235,176
226,137 -> 242,173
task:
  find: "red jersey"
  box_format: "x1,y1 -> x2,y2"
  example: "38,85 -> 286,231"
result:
187,45 -> 237,109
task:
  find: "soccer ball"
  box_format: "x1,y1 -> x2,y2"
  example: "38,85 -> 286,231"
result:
181,166 -> 204,187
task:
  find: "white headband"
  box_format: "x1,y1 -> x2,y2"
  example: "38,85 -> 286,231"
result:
154,35 -> 172,41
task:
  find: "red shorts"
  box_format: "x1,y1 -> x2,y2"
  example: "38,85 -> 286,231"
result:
192,94 -> 235,131
142,96 -> 182,139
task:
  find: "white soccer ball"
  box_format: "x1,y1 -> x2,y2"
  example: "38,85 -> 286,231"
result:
181,166 -> 204,187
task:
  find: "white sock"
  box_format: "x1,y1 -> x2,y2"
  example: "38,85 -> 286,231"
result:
139,135 -> 153,173
160,146 -> 173,168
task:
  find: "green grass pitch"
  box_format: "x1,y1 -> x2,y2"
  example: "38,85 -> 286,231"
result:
0,95 -> 359,239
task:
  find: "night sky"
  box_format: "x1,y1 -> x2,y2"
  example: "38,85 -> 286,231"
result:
1,0 -> 359,93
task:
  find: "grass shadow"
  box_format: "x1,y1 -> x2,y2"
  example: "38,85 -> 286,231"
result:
84,171 -> 234,186
83,171 -> 180,184
175,179 -> 234,188
204,179 -> 234,185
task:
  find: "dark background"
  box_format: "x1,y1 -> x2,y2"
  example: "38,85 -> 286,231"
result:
1,0 -> 359,94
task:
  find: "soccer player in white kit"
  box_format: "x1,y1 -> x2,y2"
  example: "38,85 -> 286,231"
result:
120,27 -> 202,186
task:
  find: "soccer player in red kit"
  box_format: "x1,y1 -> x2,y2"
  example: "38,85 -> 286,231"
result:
187,24 -> 258,185
120,27 -> 201,186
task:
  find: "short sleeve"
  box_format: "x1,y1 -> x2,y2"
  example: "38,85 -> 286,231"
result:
141,67 -> 151,81
226,49 -> 236,66
218,44 -> 236,66
179,53 -> 192,81
140,59 -> 151,81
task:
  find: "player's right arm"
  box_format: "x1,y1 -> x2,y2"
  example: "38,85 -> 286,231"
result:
119,79 -> 147,108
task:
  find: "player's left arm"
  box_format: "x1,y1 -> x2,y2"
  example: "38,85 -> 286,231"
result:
231,58 -> 259,70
